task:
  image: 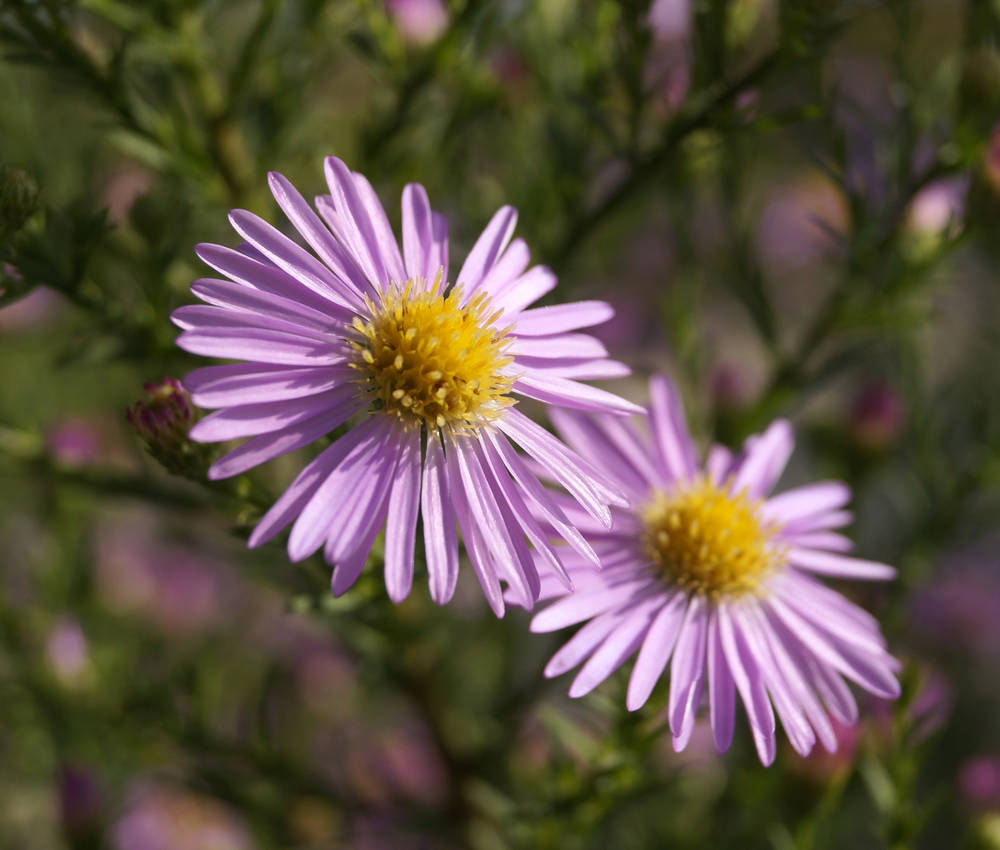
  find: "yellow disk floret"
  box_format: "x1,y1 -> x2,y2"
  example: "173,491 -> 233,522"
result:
349,275 -> 515,433
641,477 -> 784,598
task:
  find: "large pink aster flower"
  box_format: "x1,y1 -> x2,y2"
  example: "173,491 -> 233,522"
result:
528,375 -> 900,764
172,157 -> 639,615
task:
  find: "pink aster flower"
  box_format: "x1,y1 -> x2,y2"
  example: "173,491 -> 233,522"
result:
173,157 -> 638,615
528,375 -> 900,764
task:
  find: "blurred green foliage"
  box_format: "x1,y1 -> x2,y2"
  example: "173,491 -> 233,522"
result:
1,0 -> 1000,848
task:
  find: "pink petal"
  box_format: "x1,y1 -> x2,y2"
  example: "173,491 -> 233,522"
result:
322,157 -> 402,288
491,266 -> 556,315
286,418 -> 393,561
626,592 -> 688,711
497,409 -> 626,526
190,277 -> 347,330
207,398 -> 364,480
668,595 -> 708,740
321,427 -> 402,564
401,183 -> 447,285
384,426 -> 422,603
767,597 -> 899,699
705,445 -> 735,485
730,420 -> 794,499
707,608 -> 736,753
352,171 -> 406,283
481,430 -> 600,569
267,171 -> 371,303
228,209 -> 352,308
718,603 -> 776,765
649,374 -> 697,483
530,576 -> 652,633
513,374 -> 643,417
544,610 -> 629,678
194,242 -> 346,314
331,497 -> 390,597
248,438 -> 352,548
762,482 -> 851,526
446,445 -> 505,617
516,356 -> 632,380
549,408 -> 646,495
421,437 -> 459,605
170,304 -> 331,341
514,301 -> 615,336
176,327 -> 342,367
190,387 -> 355,442
511,334 -> 608,360
787,548 -> 896,581
184,363 -> 350,408
452,437 -> 536,608
476,238 -> 530,301
456,205 -> 517,293
568,600 -> 660,698
736,605 -> 815,756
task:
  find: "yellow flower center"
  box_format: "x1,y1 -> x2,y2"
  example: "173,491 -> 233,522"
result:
348,275 -> 515,433
641,478 -> 784,598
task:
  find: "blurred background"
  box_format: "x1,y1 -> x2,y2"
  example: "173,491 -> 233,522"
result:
1,0 -> 999,847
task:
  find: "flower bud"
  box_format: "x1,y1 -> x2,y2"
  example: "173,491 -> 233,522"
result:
849,380 -> 905,451
126,378 -> 209,476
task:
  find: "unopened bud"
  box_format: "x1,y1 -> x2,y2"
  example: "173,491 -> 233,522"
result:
126,378 -> 209,476
849,380 -> 905,451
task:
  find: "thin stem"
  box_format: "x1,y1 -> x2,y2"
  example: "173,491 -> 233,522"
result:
550,50 -> 779,269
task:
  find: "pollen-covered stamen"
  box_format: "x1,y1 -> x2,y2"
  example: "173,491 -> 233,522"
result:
641,477 -> 785,598
348,274 -> 516,433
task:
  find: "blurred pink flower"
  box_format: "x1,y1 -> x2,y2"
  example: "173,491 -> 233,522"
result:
906,670 -> 953,740
45,618 -> 90,685
0,285 -> 64,330
646,0 -> 691,111
910,557 -> 1000,655
755,174 -> 848,272
346,718 -> 448,807
112,786 -> 253,850
375,726 -> 449,806
904,177 -> 967,240
47,419 -> 102,466
95,515 -> 233,635
961,757 -> 1000,812
648,0 -> 689,41
386,0 -> 448,45
872,667 -> 952,744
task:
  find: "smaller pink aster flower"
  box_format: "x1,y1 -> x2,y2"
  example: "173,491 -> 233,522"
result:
173,157 -> 639,615
528,375 -> 900,765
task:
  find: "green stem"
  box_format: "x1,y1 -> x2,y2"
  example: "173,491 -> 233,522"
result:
549,50 -> 780,270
